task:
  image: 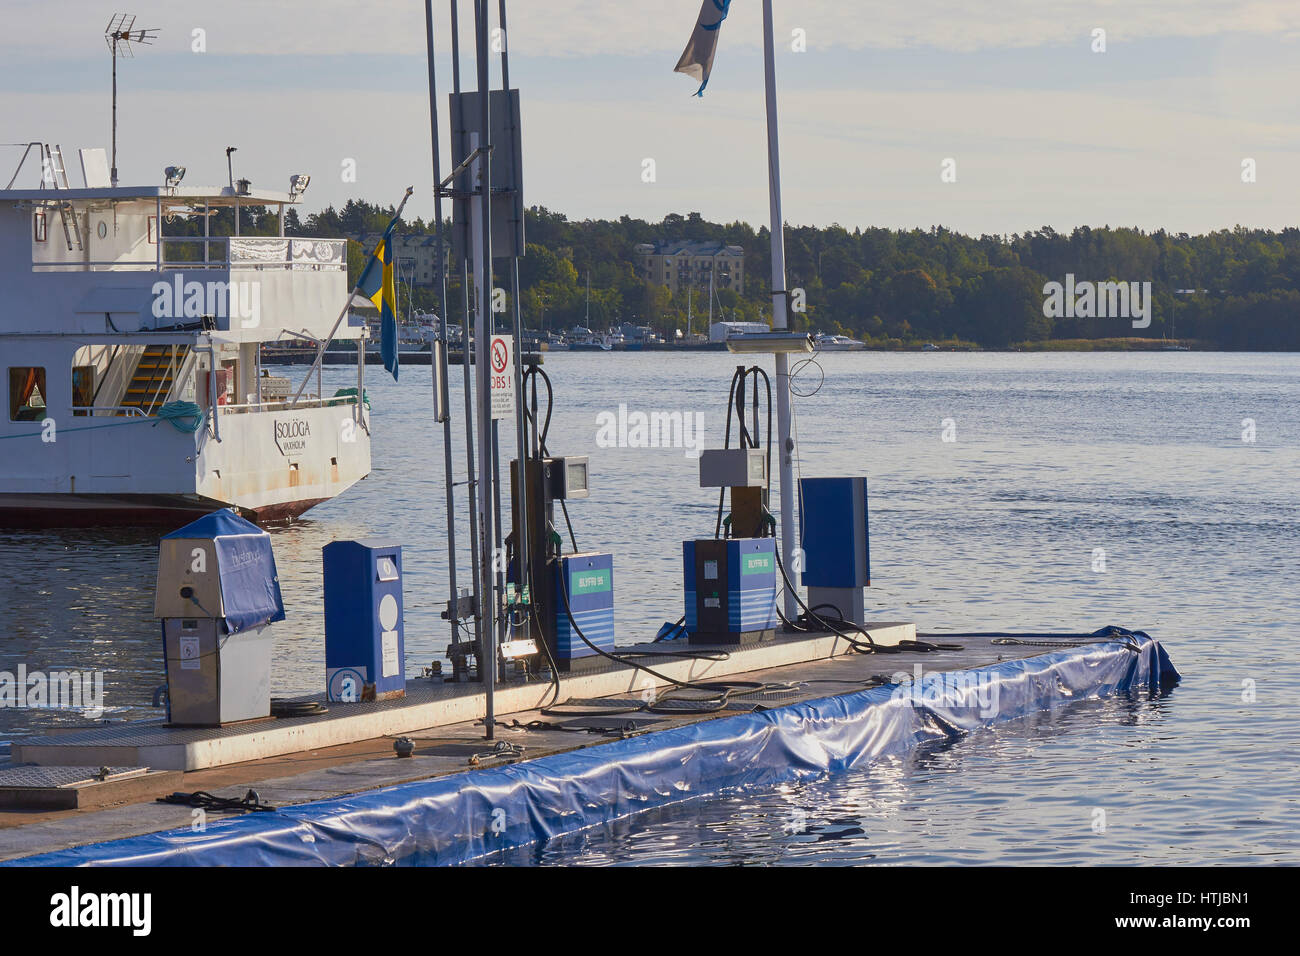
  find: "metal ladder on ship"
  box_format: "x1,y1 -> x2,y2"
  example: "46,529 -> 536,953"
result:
42,144 -> 83,253
123,345 -> 190,415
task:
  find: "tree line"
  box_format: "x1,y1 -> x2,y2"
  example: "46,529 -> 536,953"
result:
175,201 -> 1300,349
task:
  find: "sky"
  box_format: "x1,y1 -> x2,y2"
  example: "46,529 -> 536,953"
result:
3,1 -> 1299,236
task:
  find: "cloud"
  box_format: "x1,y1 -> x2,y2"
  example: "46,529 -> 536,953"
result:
8,65 -> 1297,237
7,1 -> 1300,58
6,2 -> 1299,235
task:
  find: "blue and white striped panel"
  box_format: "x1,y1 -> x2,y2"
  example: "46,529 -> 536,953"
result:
556,606 -> 615,659
730,586 -> 778,631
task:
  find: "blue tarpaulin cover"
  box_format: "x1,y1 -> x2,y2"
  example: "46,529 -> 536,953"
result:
6,632 -> 1178,867
162,510 -> 286,633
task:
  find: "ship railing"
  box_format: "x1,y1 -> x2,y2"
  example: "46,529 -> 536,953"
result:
159,237 -> 347,272
32,237 -> 348,273
71,405 -> 150,418
216,394 -> 361,415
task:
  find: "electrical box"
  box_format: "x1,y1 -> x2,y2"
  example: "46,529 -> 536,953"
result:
799,477 -> 870,626
323,540 -> 406,702
155,510 -> 284,726
544,456 -> 589,500
554,552 -> 614,663
698,448 -> 767,488
682,537 -> 778,645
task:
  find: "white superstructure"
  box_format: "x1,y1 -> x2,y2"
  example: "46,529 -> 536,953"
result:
0,144 -> 371,526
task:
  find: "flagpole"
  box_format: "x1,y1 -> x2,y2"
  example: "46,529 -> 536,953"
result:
761,0 -> 798,621
290,187 -> 413,407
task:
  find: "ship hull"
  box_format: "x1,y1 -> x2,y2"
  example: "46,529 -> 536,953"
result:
0,492 -> 336,529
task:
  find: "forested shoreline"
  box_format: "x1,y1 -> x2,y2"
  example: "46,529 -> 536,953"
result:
186,201 -> 1300,349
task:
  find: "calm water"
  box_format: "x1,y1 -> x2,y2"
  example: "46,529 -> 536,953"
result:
2,352 -> 1298,864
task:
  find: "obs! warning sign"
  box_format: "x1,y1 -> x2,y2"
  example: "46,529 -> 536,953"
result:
489,335 -> 515,420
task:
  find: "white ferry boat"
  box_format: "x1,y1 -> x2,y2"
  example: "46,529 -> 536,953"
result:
0,144 -> 371,526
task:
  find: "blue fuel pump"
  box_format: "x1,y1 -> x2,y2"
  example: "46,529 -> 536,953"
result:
323,540 -> 406,702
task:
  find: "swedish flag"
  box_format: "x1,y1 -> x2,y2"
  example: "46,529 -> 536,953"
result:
356,215 -> 401,381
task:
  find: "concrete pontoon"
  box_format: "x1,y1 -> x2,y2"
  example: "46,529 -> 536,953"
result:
0,627 -> 1178,866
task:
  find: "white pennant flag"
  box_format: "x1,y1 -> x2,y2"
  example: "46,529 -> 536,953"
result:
674,0 -> 733,96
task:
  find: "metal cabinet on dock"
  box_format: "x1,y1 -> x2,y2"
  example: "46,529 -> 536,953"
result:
323,540 -> 406,702
553,552 -> 615,662
799,477 -> 871,626
154,510 -> 286,726
683,537 -> 778,645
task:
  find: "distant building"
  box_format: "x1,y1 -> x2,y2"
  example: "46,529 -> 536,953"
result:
353,232 -> 451,287
709,320 -> 770,343
635,239 -> 745,296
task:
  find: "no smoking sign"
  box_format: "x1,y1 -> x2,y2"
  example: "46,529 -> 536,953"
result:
489,335 -> 515,420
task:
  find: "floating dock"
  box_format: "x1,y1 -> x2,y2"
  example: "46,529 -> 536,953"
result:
0,627 -> 1178,867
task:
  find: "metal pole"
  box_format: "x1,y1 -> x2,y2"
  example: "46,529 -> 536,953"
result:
110,39 -> 118,187
452,0 -> 484,688
762,0 -> 798,620
473,0 -> 497,738
498,0 -> 532,639
459,259 -> 480,657
426,0 -> 461,650
492,417 -> 506,645
451,0 -> 484,674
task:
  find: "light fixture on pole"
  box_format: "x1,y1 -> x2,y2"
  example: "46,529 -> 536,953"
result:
163,165 -> 186,188
105,14 -> 158,188
725,332 -> 815,354
289,174 -> 311,199
225,146 -> 238,190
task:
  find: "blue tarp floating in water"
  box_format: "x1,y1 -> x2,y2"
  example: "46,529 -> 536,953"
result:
162,510 -> 285,634
7,631 -> 1178,867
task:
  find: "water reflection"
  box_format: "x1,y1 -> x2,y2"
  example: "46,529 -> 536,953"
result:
3,354 -> 1299,865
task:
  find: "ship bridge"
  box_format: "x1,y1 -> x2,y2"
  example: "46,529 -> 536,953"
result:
0,180 -> 350,344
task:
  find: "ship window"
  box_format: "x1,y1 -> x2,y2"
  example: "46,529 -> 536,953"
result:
147,216 -> 158,244
33,212 -> 47,243
72,366 -> 95,416
9,367 -> 47,422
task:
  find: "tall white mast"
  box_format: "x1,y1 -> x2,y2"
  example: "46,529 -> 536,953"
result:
762,0 -> 798,620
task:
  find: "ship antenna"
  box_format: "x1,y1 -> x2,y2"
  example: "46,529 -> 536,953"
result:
105,14 -> 158,187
